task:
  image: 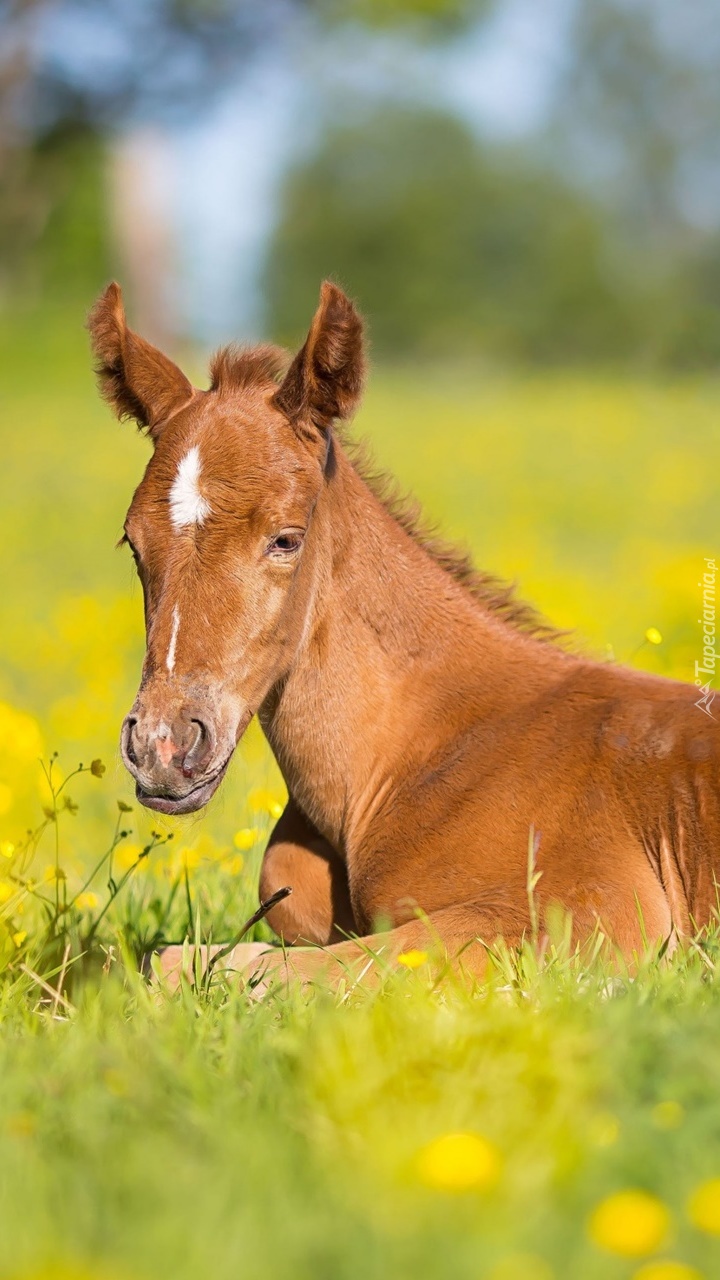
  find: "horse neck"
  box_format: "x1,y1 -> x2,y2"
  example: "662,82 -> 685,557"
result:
259,441 -> 562,850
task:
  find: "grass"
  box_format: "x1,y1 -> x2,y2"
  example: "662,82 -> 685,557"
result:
1,305 -> 720,1278
6,943 -> 720,1279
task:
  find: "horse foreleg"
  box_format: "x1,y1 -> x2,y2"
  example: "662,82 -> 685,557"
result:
230,898 -> 529,991
258,797 -> 356,945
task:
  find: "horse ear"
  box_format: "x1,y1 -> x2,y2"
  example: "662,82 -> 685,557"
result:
87,282 -> 194,440
273,281 -> 365,433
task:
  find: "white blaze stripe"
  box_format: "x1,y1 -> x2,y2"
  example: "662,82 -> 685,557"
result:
166,606 -> 180,673
169,445 -> 211,529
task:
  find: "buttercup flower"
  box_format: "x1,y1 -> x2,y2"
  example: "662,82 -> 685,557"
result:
233,828 -> 257,851
75,892 -> 99,912
248,788 -> 284,819
43,865 -> 66,882
589,1190 -> 671,1256
397,949 -> 428,969
416,1132 -> 501,1192
632,1263 -> 702,1280
687,1178 -> 720,1234
645,627 -> 663,645
115,843 -> 142,872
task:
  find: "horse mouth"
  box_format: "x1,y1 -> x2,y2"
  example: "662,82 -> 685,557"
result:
135,756 -> 232,815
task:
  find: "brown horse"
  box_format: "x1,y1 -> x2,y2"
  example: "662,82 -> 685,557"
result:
89,279 -> 720,986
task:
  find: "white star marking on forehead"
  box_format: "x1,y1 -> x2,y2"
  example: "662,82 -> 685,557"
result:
169,445 -> 212,530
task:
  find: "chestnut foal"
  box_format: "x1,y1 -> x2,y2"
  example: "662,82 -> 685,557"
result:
89,281 -> 720,987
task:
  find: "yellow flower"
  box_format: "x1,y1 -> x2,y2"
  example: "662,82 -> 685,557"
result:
416,1132 -> 501,1192
589,1190 -> 671,1256
397,949 -> 428,969
0,881 -> 15,904
645,627 -> 663,645
115,842 -> 142,871
233,828 -> 257,851
0,840 -> 14,859
632,1263 -> 703,1280
248,788 -> 285,818
181,847 -> 201,870
222,855 -> 245,877
13,930 -> 27,948
75,891 -> 99,912
0,702 -> 43,761
687,1178 -> 720,1234
652,1101 -> 684,1130
43,865 -> 66,882
90,758 -> 106,777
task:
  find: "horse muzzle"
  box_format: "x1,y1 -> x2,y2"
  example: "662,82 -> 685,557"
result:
133,755 -> 232,815
121,709 -> 232,815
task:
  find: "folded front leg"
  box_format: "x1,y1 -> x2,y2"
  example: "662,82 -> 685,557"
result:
258,797 -> 356,945
229,898 -> 529,991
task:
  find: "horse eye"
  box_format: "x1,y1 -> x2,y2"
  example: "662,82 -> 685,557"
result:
267,531 -> 303,557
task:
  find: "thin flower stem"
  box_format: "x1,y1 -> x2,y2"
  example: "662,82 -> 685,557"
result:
107,812 -> 122,892
53,776 -> 60,916
53,765 -> 85,800
64,820 -> 123,915
85,857 -> 147,943
84,835 -> 167,945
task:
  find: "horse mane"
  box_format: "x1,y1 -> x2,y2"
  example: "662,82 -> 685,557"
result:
209,344 -> 289,393
209,345 -> 564,644
344,438 -> 565,644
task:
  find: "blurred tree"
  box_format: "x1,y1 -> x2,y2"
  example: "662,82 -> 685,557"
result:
321,0 -> 481,32
0,1 -> 306,159
546,0 -> 720,366
0,0 -> 308,314
551,0 -> 720,247
0,0 -> 488,323
264,107 -> 645,363
1,0 -> 486,137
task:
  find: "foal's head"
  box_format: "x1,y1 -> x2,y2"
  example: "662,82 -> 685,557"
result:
89,281 -> 365,814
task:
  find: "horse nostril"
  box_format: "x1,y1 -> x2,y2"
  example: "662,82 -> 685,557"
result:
182,719 -> 208,776
123,717 -> 139,767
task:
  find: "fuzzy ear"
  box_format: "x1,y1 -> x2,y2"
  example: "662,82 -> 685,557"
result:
87,282 -> 194,439
272,281 -> 365,434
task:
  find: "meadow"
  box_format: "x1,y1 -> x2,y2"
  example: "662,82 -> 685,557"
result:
1,306 -> 720,1280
